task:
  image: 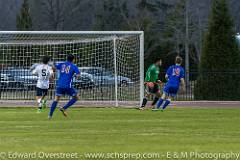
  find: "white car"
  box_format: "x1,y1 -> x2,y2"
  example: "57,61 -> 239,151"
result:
79,67 -> 133,87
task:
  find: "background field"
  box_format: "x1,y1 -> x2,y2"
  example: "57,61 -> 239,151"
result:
0,107 -> 240,160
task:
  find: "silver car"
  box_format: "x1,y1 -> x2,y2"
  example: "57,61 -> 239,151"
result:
79,67 -> 133,87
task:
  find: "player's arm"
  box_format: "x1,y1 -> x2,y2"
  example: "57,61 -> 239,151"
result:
30,64 -> 38,73
55,63 -> 62,71
144,68 -> 151,82
180,69 -> 186,93
74,66 -> 81,80
165,74 -> 169,81
51,62 -> 62,77
144,65 -> 154,84
49,67 -> 55,81
31,65 -> 39,76
180,78 -> 186,93
165,66 -> 171,81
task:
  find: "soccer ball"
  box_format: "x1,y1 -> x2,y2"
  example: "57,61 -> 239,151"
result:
147,82 -> 154,88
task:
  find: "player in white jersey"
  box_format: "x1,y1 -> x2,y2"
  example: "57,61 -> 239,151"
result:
31,56 -> 54,113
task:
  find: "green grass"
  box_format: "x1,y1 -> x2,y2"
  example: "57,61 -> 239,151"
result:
0,107 -> 240,160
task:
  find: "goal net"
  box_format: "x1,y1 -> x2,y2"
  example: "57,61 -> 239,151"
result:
0,31 -> 144,107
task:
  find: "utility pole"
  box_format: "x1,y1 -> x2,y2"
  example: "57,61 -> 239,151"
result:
185,0 -> 190,87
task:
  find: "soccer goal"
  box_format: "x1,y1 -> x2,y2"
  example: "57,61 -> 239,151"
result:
0,31 -> 144,107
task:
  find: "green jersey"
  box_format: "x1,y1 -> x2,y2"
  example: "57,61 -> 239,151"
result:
145,64 -> 160,82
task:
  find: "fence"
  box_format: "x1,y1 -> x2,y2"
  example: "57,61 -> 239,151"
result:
0,70 -> 240,101
174,71 -> 240,101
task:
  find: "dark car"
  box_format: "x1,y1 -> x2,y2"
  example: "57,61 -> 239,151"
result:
72,73 -> 95,89
79,67 -> 134,87
7,69 -> 38,90
0,71 -> 23,91
0,73 -> 10,89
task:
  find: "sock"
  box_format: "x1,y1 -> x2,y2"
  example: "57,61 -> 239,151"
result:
141,97 -> 148,107
49,101 -> 58,117
37,98 -> 42,103
37,99 -> 42,109
38,103 -> 42,109
156,98 -> 164,109
63,98 -> 77,110
162,99 -> 171,110
151,97 -> 159,106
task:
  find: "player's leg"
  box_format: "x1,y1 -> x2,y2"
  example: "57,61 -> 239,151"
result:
161,87 -> 178,111
153,85 -> 169,110
49,96 -> 60,118
139,93 -> 149,110
152,93 -> 166,111
60,88 -> 79,117
49,87 -> 63,119
162,97 -> 172,110
36,87 -> 44,113
36,96 -> 43,112
41,89 -> 48,109
140,83 -> 154,110
161,88 -> 177,110
151,84 -> 161,107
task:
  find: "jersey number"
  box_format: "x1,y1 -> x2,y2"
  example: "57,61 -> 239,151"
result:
61,65 -> 71,74
172,68 -> 180,76
42,69 -> 47,76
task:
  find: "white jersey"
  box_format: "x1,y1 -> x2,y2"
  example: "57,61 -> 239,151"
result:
32,64 -> 53,89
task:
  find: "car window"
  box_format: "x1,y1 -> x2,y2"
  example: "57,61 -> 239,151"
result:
102,71 -> 113,76
87,69 -> 101,75
7,70 -> 32,76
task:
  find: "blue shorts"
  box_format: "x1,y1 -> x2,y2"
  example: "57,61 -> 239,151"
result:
56,87 -> 78,97
36,87 -> 48,97
163,85 -> 179,97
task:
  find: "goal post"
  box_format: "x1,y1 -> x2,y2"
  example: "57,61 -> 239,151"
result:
0,31 -> 144,107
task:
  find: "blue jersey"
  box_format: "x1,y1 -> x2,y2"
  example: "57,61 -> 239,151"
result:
55,61 -> 80,88
166,65 -> 185,88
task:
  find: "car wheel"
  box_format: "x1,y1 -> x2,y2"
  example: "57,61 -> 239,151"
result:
120,80 -> 128,87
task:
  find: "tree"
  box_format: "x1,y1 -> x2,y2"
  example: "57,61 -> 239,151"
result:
195,0 -> 240,100
94,0 -> 128,31
0,1 -> 20,30
123,0 -> 173,70
16,0 -> 33,30
163,0 -> 208,85
40,0 -> 66,30
30,0 -> 85,30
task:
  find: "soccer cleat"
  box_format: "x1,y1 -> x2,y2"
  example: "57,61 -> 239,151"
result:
48,115 -> 52,120
37,108 -> 43,113
42,100 -> 47,109
152,108 -> 160,111
60,107 -> 68,117
139,107 -> 145,110
148,105 -> 155,110
152,108 -> 164,112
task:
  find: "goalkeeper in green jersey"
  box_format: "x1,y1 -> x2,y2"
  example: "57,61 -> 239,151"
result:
139,58 -> 163,110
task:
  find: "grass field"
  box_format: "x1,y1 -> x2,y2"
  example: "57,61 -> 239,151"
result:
0,107 -> 240,160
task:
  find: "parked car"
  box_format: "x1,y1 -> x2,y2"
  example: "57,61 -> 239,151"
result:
79,67 -> 133,87
54,68 -> 95,90
72,73 -> 95,89
0,73 -> 10,89
7,69 -> 38,90
0,71 -> 23,90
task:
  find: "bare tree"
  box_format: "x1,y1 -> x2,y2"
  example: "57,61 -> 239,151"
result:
122,0 -> 172,60
41,0 -> 66,30
30,0 -> 83,30
0,0 -> 21,30
163,0 -> 211,75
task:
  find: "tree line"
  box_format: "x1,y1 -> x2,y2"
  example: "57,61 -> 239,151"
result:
15,0 -> 240,100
